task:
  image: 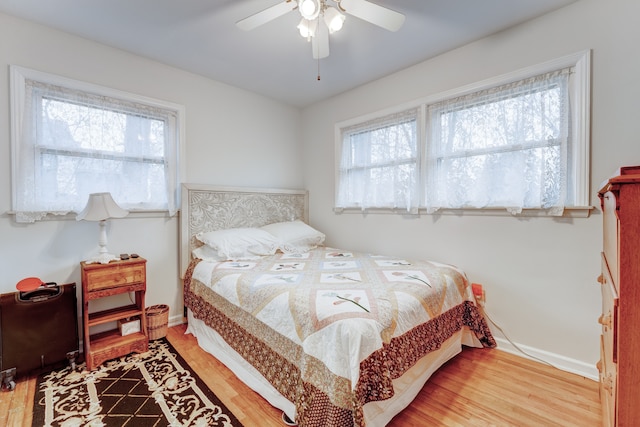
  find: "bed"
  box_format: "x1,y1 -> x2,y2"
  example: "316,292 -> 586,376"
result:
180,184 -> 496,427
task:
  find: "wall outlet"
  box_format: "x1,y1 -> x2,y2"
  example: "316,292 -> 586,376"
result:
471,283 -> 486,305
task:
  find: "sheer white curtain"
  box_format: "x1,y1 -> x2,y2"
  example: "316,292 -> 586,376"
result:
336,108 -> 420,213
425,68 -> 571,215
12,75 -> 179,223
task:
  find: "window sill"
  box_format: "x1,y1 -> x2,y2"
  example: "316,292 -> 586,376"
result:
333,206 -> 595,218
5,209 -> 175,222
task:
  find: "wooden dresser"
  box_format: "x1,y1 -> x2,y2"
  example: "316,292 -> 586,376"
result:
597,166 -> 640,427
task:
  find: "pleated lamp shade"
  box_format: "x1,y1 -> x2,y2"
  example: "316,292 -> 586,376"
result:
77,192 -> 128,221
77,192 -> 128,264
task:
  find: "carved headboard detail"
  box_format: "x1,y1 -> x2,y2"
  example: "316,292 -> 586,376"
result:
180,183 -> 309,277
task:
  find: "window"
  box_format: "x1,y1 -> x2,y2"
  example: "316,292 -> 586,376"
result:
426,68 -> 570,215
335,51 -> 590,216
336,108 -> 420,213
10,66 -> 184,223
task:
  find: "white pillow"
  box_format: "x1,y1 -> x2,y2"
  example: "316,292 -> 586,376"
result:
195,227 -> 279,260
261,220 -> 325,254
192,245 -> 226,262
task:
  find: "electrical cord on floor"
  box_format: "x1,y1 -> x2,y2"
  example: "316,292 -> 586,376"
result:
477,300 -> 562,371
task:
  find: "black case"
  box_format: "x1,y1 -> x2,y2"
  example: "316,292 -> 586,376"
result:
0,282 -> 79,389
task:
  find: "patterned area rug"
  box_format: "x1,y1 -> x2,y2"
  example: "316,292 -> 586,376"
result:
32,339 -> 243,427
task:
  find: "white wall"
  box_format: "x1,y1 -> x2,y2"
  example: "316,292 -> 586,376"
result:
301,0 -> 640,377
0,13 -> 303,325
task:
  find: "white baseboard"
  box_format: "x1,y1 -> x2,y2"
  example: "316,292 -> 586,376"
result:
168,314 -> 186,328
494,337 -> 599,381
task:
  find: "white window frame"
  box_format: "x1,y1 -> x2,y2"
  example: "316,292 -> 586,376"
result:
335,106 -> 422,213
9,65 -> 186,222
334,50 -> 592,217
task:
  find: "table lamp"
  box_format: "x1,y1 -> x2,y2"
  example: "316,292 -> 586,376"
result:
76,192 -> 129,264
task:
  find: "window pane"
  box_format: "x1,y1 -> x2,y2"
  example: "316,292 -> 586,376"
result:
436,145 -> 561,208
340,163 -> 416,207
39,153 -> 168,209
438,84 -> 563,154
347,121 -> 416,167
41,97 -> 166,157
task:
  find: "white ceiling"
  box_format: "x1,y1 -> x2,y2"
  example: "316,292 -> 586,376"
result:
0,0 -> 577,107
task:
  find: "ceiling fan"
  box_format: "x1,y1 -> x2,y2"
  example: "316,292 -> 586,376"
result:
236,0 -> 405,59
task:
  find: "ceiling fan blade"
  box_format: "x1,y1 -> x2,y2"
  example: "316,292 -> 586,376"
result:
236,1 -> 297,31
311,22 -> 329,59
339,0 -> 405,32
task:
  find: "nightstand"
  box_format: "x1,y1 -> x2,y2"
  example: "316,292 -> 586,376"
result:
81,257 -> 148,370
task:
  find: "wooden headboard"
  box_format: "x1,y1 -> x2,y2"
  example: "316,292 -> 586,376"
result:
180,183 -> 309,278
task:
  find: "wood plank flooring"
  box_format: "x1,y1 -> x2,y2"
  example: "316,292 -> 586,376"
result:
4,323 -> 601,427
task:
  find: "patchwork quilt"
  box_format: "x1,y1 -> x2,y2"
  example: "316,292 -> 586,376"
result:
184,247 -> 495,426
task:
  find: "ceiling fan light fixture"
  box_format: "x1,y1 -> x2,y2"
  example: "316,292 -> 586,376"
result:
297,18 -> 317,38
299,0 -> 320,20
323,6 -> 345,33
237,0 -> 406,63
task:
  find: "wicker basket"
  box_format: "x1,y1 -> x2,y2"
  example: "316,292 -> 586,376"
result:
145,304 -> 169,340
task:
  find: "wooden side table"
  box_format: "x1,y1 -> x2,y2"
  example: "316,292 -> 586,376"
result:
81,257 -> 148,370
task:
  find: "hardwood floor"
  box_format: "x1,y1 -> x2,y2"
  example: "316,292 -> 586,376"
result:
4,324 -> 601,427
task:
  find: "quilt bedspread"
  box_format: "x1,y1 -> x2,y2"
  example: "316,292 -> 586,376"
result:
184,247 -> 495,426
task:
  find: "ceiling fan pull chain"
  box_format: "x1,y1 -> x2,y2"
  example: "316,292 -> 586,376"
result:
315,26 -> 321,80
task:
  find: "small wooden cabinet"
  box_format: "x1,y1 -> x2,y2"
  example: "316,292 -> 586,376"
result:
81,257 -> 148,370
597,166 -> 640,427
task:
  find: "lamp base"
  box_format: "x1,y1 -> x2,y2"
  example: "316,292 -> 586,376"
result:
84,253 -> 121,265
